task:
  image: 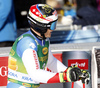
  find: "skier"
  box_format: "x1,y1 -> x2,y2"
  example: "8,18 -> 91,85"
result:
7,4 -> 90,88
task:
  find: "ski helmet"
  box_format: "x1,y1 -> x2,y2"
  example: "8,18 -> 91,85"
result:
27,4 -> 58,35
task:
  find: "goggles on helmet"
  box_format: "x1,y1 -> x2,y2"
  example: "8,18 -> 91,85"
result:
50,21 -> 57,30
28,14 -> 57,31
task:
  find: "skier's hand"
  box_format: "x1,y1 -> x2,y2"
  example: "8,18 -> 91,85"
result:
59,65 -> 82,83
59,65 -> 90,84
65,65 -> 82,82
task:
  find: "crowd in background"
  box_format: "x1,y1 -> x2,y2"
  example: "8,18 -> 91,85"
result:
0,0 -> 100,47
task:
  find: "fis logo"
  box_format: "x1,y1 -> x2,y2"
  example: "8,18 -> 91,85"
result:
68,59 -> 88,70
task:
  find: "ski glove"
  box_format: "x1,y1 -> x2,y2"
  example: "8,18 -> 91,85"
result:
59,65 -> 82,82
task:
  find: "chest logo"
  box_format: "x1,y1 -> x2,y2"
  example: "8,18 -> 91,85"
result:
42,47 -> 48,55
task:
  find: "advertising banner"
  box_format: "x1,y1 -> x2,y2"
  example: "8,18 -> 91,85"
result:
62,51 -> 92,88
0,57 -> 8,86
0,54 -> 62,87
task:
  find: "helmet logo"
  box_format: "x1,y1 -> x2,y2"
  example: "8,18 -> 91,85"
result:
43,15 -> 46,18
42,5 -> 53,14
52,10 -> 57,16
45,8 -> 51,13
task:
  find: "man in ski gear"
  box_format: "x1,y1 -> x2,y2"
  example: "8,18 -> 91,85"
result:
7,4 -> 90,88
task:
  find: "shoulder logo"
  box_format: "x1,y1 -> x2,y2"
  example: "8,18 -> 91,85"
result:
29,43 -> 36,49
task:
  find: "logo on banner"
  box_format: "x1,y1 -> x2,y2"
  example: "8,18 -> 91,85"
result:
68,59 -> 88,70
0,66 -> 8,77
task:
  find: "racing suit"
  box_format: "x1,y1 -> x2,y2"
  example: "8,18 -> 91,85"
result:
7,30 -> 67,88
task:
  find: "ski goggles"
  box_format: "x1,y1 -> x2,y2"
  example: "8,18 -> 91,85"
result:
28,15 -> 57,30
50,20 -> 57,30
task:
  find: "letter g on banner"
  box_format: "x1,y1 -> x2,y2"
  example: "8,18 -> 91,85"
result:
0,57 -> 8,86
0,66 -> 8,77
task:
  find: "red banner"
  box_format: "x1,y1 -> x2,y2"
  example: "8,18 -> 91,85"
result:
0,54 -> 89,86
68,59 -> 88,70
0,54 -> 62,86
0,57 -> 8,86
53,53 -> 62,62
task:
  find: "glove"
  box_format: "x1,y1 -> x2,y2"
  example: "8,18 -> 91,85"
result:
66,65 -> 82,82
79,69 -> 90,84
59,65 -> 82,83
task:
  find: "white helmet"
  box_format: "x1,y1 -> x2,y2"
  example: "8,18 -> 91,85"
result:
27,4 -> 58,35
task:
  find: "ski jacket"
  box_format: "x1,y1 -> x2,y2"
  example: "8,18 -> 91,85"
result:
8,30 -> 67,87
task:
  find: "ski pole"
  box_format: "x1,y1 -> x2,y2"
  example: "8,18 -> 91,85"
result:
83,83 -> 85,88
71,82 -> 74,88
71,82 -> 85,88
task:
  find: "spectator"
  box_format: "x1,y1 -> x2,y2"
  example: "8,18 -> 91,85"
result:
75,0 -> 97,11
0,0 -> 17,47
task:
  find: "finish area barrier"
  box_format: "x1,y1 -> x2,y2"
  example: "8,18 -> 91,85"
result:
0,47 -> 62,87
0,42 -> 100,88
0,55 -> 62,86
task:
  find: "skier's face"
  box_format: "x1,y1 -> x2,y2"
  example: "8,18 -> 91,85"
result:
44,29 -> 53,38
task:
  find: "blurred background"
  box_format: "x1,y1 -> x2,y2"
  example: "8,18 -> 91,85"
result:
1,0 -> 100,47
14,0 -> 100,44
